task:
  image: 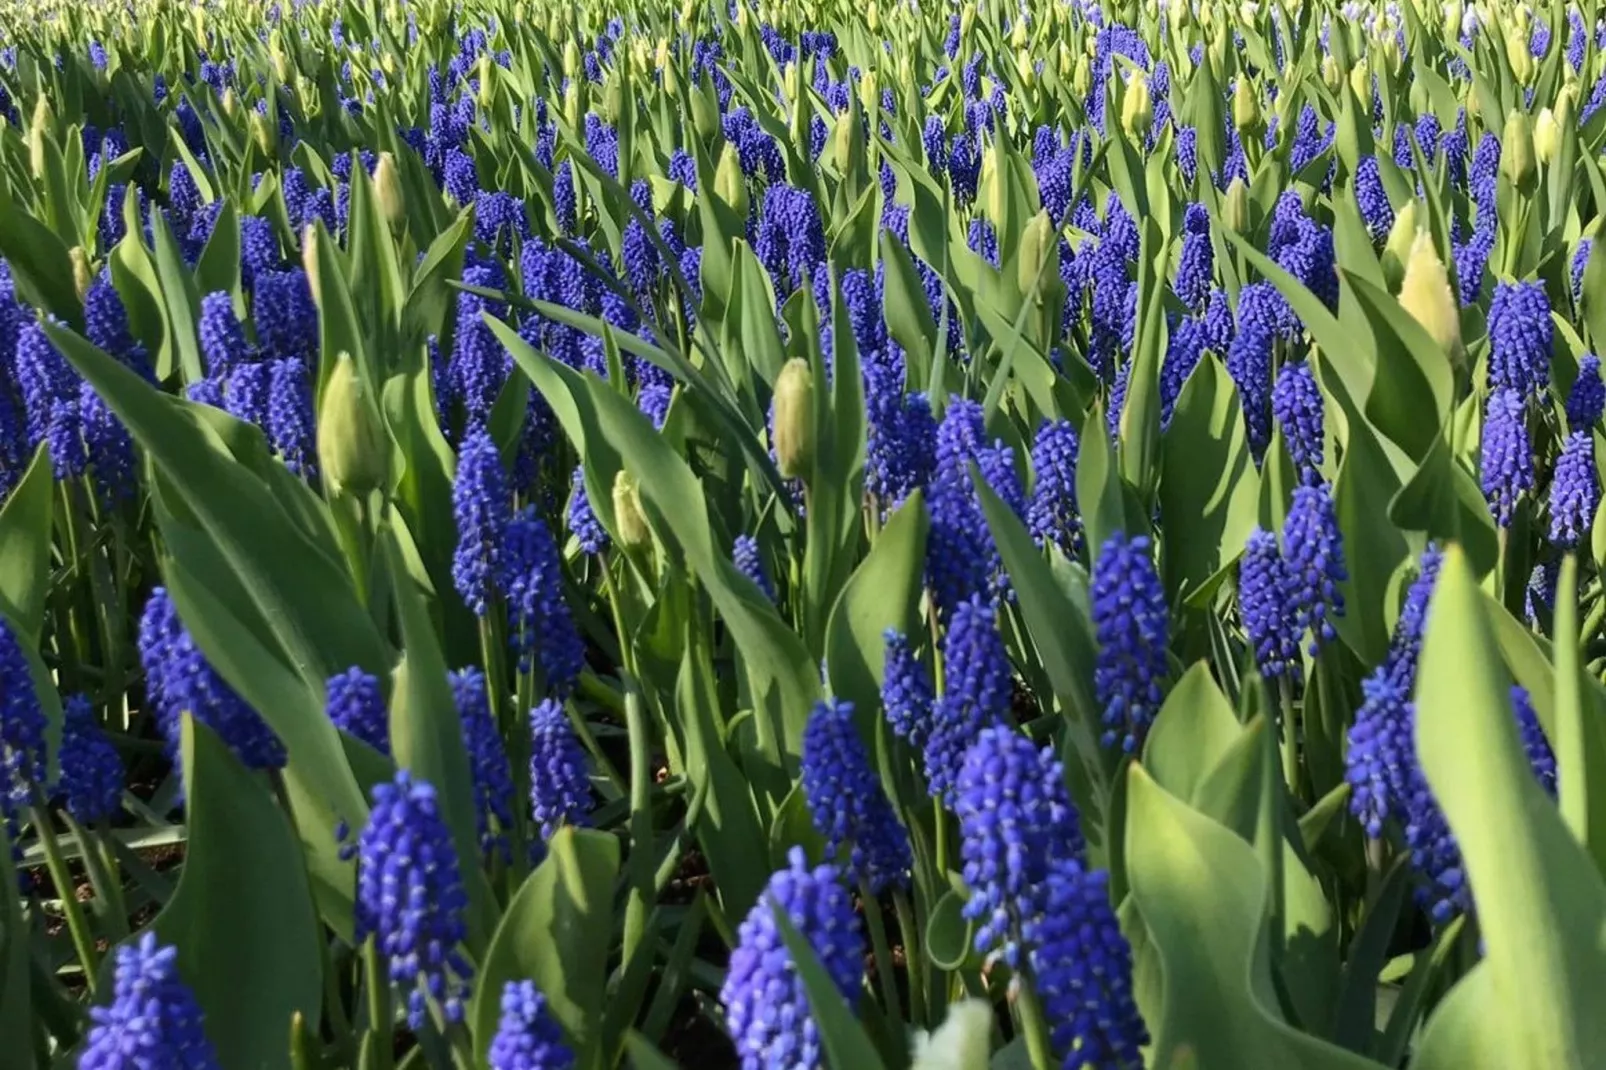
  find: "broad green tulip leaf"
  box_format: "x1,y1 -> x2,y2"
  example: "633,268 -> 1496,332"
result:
1550,555 -> 1606,876
1144,662 -> 1243,804
1159,356 -> 1261,602
1415,546 -> 1606,1068
153,717 -> 323,1070
0,446 -> 55,644
471,828 -> 621,1068
1124,765 -> 1388,1070
823,491 -> 929,722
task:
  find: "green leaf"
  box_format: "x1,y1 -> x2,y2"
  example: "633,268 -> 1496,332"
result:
772,904 -> 889,1070
925,888 -> 975,972
153,717 -> 323,1070
0,446 -> 55,644
1331,419 -> 1410,666
148,206 -> 206,386
0,188 -> 81,326
1332,858 -> 1411,1056
382,531 -> 495,954
471,828 -> 621,1069
1124,765 -> 1387,1070
1077,401 -> 1128,569
1144,662 -> 1244,804
624,1033 -> 682,1070
1414,546 -> 1606,1068
0,827 -> 32,1070
1386,434 -> 1498,578
1347,271 -> 1453,462
1551,555 -> 1606,875
677,624 -> 770,921
823,492 -> 929,719
1158,357 -> 1261,602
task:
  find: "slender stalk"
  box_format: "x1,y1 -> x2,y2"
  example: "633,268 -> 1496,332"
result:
859,878 -> 903,1040
363,937 -> 394,1070
1013,969 -> 1056,1070
893,888 -> 928,1029
1278,678 -> 1299,798
28,803 -> 98,994
621,685 -> 655,966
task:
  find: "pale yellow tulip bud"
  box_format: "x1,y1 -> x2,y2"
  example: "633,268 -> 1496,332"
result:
1399,231 -> 1463,365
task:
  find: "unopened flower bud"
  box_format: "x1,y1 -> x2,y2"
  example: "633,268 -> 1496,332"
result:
714,142 -> 749,219
1501,109 -> 1535,194
301,224 -> 322,302
317,353 -> 392,496
374,152 -> 405,230
1223,177 -> 1251,235
612,470 -> 651,549
1380,200 -> 1419,289
1232,75 -> 1260,137
690,76 -> 720,141
1398,231 -> 1462,366
832,102 -> 863,175
1507,27 -> 1533,84
562,39 -> 582,80
1122,71 -> 1153,140
250,110 -> 275,155
221,87 -> 238,118
28,95 -> 53,177
1534,107 -> 1559,166
1016,210 -> 1059,296
771,358 -> 816,479
69,247 -> 92,300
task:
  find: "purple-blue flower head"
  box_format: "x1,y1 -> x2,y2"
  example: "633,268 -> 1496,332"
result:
1272,361 -> 1324,477
1026,418 -> 1081,558
1549,430 -> 1598,548
326,667 -> 388,755
449,666 -> 515,858
733,533 -> 775,602
720,847 -> 863,1070
79,932 -> 220,1070
926,594 -> 1013,803
1567,354 -> 1604,430
881,629 -> 935,751
528,698 -> 591,840
500,507 -> 585,694
801,698 -> 911,893
1091,533 -> 1168,754
451,426 -> 511,616
1239,529 -> 1300,680
1481,388 -> 1534,528
56,695 -> 124,825
1487,281 -> 1553,400
488,979 -> 575,1070
0,615 -> 47,818
353,770 -> 474,1029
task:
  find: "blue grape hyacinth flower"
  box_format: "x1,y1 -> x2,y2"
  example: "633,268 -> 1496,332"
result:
801,698 -> 911,893
528,698 -> 591,841
353,770 -> 474,1030
720,847 -> 863,1070
1091,534 -> 1168,754
488,979 -> 575,1070
79,932 -> 220,1070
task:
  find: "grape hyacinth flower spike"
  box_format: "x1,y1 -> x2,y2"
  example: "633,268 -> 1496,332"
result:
351,770 -> 474,1030
801,698 -> 912,893
79,932 -> 221,1070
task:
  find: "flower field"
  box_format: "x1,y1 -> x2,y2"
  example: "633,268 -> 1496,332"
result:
1,0 -> 1605,1066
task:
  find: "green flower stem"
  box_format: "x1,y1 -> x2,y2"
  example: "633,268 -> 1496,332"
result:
859,878 -> 904,1041
28,803 -> 98,995
1014,967 -> 1057,1070
622,684 -> 656,967
362,937 -> 394,1070
61,812 -> 127,940
73,480 -> 124,691
1278,677 -> 1299,797
892,887 -> 928,1029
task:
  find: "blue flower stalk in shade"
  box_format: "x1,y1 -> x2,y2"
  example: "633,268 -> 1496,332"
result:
1239,529 -> 1300,680
720,848 -> 863,1070
56,695 -> 124,825
488,979 -> 575,1070
1028,861 -> 1148,1070
252,269 -> 317,363
0,616 -> 48,819
266,357 -> 316,479
138,588 -> 286,772
15,319 -> 88,479
927,398 -> 1022,616
1481,388 -> 1534,528
1282,481 -> 1347,651
926,594 -> 1013,803
1514,685 -> 1557,796
353,770 -> 474,1029
1568,354 -> 1605,429
326,667 -> 388,755
1091,534 -> 1169,754
501,507 -> 585,696
954,725 -> 1083,966
1026,419 -> 1082,558
881,629 -> 935,751
450,667 -> 516,858
567,466 -> 609,556
79,932 -> 221,1070
452,426 -> 511,616
733,534 -> 775,601
801,698 -> 911,893
1549,430 -> 1598,548
1272,361 -> 1324,478
528,698 -> 591,840
1487,281 -> 1553,400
